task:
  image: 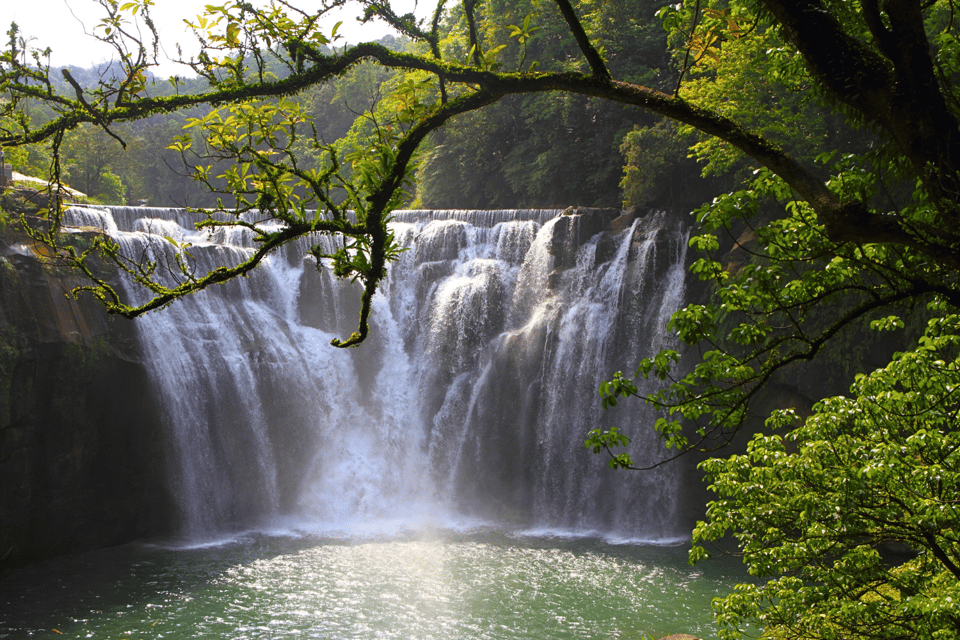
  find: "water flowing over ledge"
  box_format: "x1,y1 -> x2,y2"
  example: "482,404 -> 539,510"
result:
63,206 -> 692,542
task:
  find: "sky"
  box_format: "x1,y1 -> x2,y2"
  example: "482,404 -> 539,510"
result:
4,0 -> 418,76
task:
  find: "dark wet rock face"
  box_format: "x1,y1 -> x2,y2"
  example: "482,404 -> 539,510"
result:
0,230 -> 175,574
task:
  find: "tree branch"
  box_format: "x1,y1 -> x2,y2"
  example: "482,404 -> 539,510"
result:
759,0 -> 960,219
552,0 -> 610,79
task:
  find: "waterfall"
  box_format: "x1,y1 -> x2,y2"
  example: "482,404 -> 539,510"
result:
63,206 -> 690,541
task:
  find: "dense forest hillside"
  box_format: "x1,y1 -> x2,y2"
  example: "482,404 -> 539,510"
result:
3,1 -> 723,211
6,2 -> 871,219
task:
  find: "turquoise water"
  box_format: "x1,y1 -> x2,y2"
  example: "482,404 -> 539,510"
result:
0,528 -> 743,639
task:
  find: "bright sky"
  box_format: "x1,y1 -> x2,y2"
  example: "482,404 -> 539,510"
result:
4,0 -> 418,76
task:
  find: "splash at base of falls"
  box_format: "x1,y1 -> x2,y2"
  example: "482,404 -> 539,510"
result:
64,206 -> 691,540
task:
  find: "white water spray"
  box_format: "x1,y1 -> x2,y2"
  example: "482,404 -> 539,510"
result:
64,206 -> 689,540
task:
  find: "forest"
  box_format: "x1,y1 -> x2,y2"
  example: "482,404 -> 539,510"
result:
3,0 -> 687,212
3,0 -> 960,637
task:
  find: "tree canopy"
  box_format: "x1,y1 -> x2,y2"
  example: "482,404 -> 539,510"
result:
4,0 -> 960,636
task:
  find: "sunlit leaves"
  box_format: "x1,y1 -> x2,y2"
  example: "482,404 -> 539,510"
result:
619,119 -> 693,207
870,315 -> 904,332
507,13 -> 540,70
598,137 -> 952,489
392,76 -> 434,123
598,370 -> 639,409
98,0 -> 154,37
184,1 -> 337,79
662,0 -> 824,175
604,37 -> 960,631
466,43 -> 507,70
584,425 -> 633,469
692,315 -> 960,638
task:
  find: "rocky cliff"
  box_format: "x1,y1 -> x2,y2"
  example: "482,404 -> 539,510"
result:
0,225 -> 176,574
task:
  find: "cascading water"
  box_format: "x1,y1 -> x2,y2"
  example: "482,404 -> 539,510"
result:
63,205 -> 690,541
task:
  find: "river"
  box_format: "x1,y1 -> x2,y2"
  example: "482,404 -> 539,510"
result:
0,526 -> 744,639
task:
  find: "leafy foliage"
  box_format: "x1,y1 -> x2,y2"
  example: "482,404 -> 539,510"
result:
594,0 -> 960,635
415,0 -> 674,209
692,311 -> 960,639
619,119 -> 697,207
60,123 -> 127,203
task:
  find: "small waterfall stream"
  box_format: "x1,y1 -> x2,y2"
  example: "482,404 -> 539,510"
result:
64,206 -> 690,541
